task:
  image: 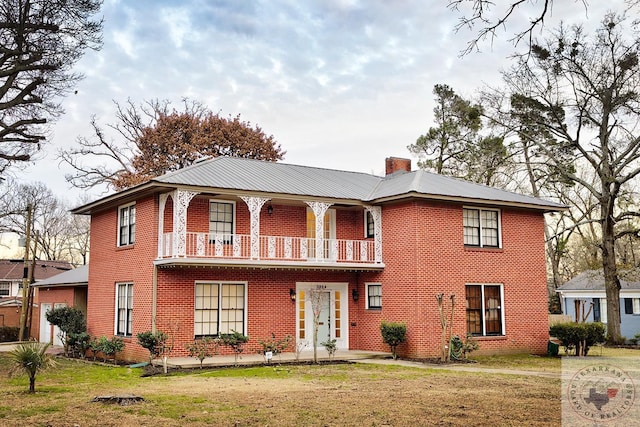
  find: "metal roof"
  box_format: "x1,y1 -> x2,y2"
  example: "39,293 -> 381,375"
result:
32,265 -> 88,287
151,156 -> 564,210
557,269 -> 640,291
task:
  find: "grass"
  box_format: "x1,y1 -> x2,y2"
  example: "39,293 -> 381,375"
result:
1,347 -> 636,426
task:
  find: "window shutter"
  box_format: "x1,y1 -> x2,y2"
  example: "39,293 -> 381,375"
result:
624,298 -> 633,315
593,298 -> 600,322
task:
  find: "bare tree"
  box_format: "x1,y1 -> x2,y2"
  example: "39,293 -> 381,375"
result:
307,289 -> 330,364
0,0 -> 102,176
60,99 -> 284,190
448,0 -> 591,55
491,14 -> 640,342
0,179 -> 88,264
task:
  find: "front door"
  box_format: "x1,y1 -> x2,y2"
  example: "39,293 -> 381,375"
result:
315,291 -> 331,347
296,283 -> 348,351
39,303 -> 52,344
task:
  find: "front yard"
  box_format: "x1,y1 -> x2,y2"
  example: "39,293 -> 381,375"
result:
0,353 -> 563,426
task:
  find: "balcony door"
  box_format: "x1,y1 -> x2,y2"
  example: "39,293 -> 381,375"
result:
306,208 -> 336,260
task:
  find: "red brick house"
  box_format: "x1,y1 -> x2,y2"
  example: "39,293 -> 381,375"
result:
73,156 -> 562,362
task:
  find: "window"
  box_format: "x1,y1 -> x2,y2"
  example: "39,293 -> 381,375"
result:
209,201 -> 234,244
366,283 -> 382,309
0,281 -> 10,296
365,211 -> 375,238
463,208 -> 500,248
118,204 -> 136,246
116,283 -> 133,336
466,284 -> 503,336
195,282 -> 245,337
624,298 -> 640,315
593,298 -> 607,323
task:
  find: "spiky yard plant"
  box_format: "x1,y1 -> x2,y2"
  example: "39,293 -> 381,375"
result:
8,342 -> 56,393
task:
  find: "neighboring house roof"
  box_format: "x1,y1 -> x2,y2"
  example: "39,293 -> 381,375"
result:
0,296 -> 22,307
0,259 -> 73,282
557,269 -> 640,291
32,265 -> 88,288
73,156 -> 566,214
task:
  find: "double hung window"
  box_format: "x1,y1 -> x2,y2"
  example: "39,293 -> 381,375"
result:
466,284 -> 503,336
463,208 -> 500,248
118,204 -> 136,246
195,282 -> 246,337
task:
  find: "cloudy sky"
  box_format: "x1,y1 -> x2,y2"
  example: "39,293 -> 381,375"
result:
14,0 -> 630,202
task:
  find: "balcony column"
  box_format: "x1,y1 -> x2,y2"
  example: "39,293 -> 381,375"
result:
365,206 -> 382,263
240,196 -> 270,259
306,201 -> 332,261
157,193 -> 169,258
173,189 -> 198,257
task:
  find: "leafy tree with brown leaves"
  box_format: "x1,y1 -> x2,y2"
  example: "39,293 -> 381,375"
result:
60,99 -> 284,190
0,0 -> 102,176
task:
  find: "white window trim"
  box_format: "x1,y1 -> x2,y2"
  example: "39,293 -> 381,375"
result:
209,199 -> 237,239
0,281 -> 10,296
365,282 -> 382,310
633,298 -> 640,315
466,283 -> 505,336
114,282 -> 133,336
194,281 -> 247,337
463,206 -> 502,248
117,202 -> 136,247
600,298 -> 608,323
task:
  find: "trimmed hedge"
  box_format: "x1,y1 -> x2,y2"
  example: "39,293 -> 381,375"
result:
549,322 -> 606,356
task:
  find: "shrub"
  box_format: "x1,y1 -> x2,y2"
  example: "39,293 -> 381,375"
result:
45,307 -> 86,355
219,331 -> 249,364
258,333 -> 292,362
321,338 -> 337,359
137,331 -> 168,363
380,322 -> 407,360
67,332 -> 91,358
630,333 -> 640,346
0,326 -> 19,342
186,337 -> 219,368
92,336 -> 125,363
8,342 -> 56,393
549,322 -> 605,356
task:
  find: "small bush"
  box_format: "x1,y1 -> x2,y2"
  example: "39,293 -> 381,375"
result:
380,321 -> 407,360
137,331 -> 168,363
0,326 -> 19,342
321,338 -> 337,359
258,333 -> 292,362
549,322 -> 605,356
67,332 -> 92,358
219,331 -> 249,364
8,342 -> 56,393
186,337 -> 219,368
91,336 -> 125,363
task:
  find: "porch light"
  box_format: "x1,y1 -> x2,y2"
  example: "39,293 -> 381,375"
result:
352,289 -> 360,302
267,204 -> 273,215
289,288 -> 296,302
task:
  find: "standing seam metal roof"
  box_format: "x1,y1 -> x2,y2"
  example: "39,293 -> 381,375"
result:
153,156 -> 564,209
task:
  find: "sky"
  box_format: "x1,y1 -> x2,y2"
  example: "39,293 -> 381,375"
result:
8,0 -> 634,202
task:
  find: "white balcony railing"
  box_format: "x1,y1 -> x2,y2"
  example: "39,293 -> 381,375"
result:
160,232 -> 379,264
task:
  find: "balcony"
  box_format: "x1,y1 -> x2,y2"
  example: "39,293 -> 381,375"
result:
156,232 -> 383,270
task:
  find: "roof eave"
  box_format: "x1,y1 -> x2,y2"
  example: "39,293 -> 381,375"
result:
368,192 -> 566,212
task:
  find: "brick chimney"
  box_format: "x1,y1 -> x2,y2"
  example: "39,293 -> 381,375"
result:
385,157 -> 411,176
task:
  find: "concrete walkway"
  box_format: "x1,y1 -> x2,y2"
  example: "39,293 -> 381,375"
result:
0,343 -> 560,378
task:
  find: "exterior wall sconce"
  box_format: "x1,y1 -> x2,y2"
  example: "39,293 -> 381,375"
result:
267,204 -> 273,215
289,288 -> 296,302
352,289 -> 359,302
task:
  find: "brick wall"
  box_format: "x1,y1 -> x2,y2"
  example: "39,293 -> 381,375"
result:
87,193 -> 549,361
